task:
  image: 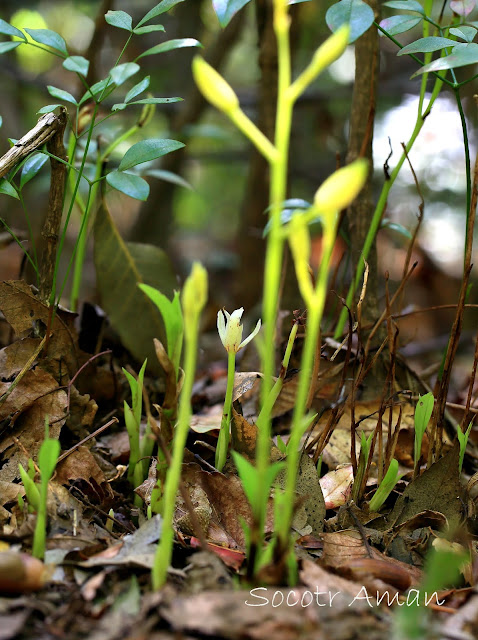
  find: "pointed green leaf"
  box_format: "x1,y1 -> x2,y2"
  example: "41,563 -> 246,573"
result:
107,170 -> 150,201
37,104 -> 62,114
118,139 -> 185,171
110,62 -> 140,86
63,55 -> 90,76
136,38 -> 202,60
0,179 -> 19,199
38,438 -> 60,481
125,76 -> 151,103
383,0 -> 425,13
24,28 -> 67,55
0,42 -> 22,54
47,85 -> 78,106
412,42 -> 478,76
136,0 -> 186,28
379,15 -> 422,36
130,97 -> 182,105
105,10 -> 133,31
212,0 -> 250,27
449,26 -> 477,43
326,0 -> 375,43
0,19 -> 26,40
133,24 -> 166,35
79,77 -> 115,105
398,36 -> 458,55
146,168 -> 193,190
232,452 -> 258,506
20,153 -> 48,188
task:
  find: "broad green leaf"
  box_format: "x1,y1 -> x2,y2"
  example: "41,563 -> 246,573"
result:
63,55 -> 89,76
110,62 -> 140,86
326,0 -> 375,43
146,168 -> 193,190
125,76 -> 151,103
449,26 -> 477,43
47,85 -> 78,105
94,200 -> 177,376
0,42 -> 22,54
0,179 -> 19,199
24,28 -> 67,55
105,10 -> 133,31
133,24 -> 166,35
106,170 -> 150,201
118,139 -> 185,171
212,0 -> 251,27
398,37 -> 458,55
136,0 -> 186,28
450,0 -> 475,16
383,0 -> 425,13
136,38 -> 201,60
412,42 -> 478,76
37,104 -> 62,114
379,15 -> 422,36
38,438 -> 60,481
20,153 -> 48,188
79,77 -> 115,104
0,19 -> 26,40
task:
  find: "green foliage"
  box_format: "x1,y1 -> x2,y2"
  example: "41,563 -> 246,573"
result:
457,422 -> 473,472
326,0 -> 375,43
414,392 -> 434,475
351,431 -> 373,503
368,459 -> 401,512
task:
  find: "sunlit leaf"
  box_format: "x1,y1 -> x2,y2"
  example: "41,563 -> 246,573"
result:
449,25 -> 477,43
105,10 -> 133,31
106,171 -> 150,201
326,0 -> 375,43
136,0 -> 186,28
0,18 -> 26,40
398,36 -> 458,55
0,42 -> 22,54
412,42 -> 478,76
118,139 -> 185,171
38,438 -> 60,481
20,153 -> 48,189
136,38 -> 202,60
212,0 -> 250,27
379,14 -> 422,36
47,85 -> 78,106
133,24 -> 166,35
24,28 -> 67,55
63,55 -> 89,76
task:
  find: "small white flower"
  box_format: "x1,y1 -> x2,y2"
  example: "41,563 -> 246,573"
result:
217,307 -> 261,353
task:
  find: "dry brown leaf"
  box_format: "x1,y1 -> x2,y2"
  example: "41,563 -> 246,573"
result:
0,337 -> 42,379
56,446 -> 113,504
319,464 -> 353,509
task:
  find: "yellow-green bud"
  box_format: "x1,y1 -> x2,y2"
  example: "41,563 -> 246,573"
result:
310,24 -> 350,77
182,262 -> 208,332
288,216 -> 315,305
192,56 -> 239,114
314,158 -> 369,214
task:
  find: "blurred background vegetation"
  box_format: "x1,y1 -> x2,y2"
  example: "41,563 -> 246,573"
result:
0,0 -> 476,357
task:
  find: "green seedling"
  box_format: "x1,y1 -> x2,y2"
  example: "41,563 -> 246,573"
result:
414,392 -> 434,478
457,421 -> 473,473
351,431 -> 373,504
123,359 -> 153,506
152,262 -> 208,590
368,458 -> 402,513
215,307 -> 261,472
18,419 -> 60,560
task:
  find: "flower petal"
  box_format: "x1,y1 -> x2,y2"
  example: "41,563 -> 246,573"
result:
217,309 -> 227,347
238,319 -> 261,351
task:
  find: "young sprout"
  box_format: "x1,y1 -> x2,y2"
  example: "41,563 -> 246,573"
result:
216,308 -> 261,471
369,459 -> 402,512
458,422 -> 473,473
414,392 -> 434,478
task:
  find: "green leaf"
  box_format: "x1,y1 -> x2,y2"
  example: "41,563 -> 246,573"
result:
0,19 -> 26,40
118,139 -> 185,171
106,170 -> 150,201
232,452 -> 258,506
449,26 -> 477,43
105,10 -> 133,31
0,179 -> 19,199
24,28 -> 67,55
133,24 -> 166,35
412,42 -> 478,76
129,97 -> 183,105
79,77 -> 115,105
20,153 -> 48,188
94,201 -> 178,376
326,0 -> 375,43
63,55 -> 90,76
398,36 -> 458,55
136,38 -> 202,60
212,0 -> 251,27
382,0 -> 425,13
37,104 -> 62,114
136,0 -> 186,28
0,42 -> 22,54
379,15 -> 422,36
146,168 -> 193,190
47,85 -> 78,106
110,62 -> 140,87
38,438 -> 60,481
18,464 -> 40,510
125,76 -> 151,102
0,116 -> 2,128
381,219 -> 412,239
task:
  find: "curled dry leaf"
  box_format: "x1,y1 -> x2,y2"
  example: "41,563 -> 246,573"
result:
319,464 -> 353,508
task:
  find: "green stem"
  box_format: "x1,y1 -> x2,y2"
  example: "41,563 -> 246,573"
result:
216,350 -> 236,471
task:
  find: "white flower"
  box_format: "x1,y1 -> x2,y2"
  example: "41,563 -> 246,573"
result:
217,307 -> 261,353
